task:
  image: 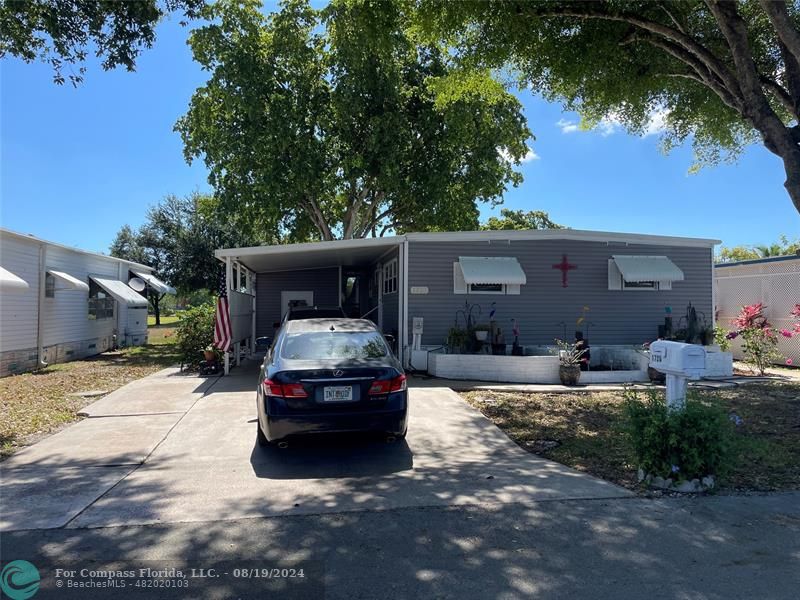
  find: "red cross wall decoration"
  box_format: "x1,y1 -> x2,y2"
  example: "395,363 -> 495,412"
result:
552,254 -> 577,288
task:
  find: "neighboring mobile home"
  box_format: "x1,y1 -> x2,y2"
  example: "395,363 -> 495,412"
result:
214,229 -> 719,374
0,228 -> 174,377
715,254 -> 800,366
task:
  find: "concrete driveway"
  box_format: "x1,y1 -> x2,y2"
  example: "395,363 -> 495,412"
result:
1,360 -> 628,531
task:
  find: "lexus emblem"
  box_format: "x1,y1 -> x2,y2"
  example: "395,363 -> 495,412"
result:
333,370 -> 344,377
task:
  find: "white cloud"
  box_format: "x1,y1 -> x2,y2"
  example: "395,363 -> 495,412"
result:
556,107 -> 669,138
499,146 -> 540,164
556,118 -> 580,134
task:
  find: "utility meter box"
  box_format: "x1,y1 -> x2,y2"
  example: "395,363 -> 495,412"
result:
649,340 -> 707,380
412,317 -> 424,335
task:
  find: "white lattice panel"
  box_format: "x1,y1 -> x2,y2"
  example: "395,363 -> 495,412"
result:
715,258 -> 800,365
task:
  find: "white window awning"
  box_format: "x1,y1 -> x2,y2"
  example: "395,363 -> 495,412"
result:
458,256 -> 527,285
48,270 -> 90,292
131,270 -> 176,294
90,276 -> 148,307
612,255 -> 684,282
0,266 -> 29,292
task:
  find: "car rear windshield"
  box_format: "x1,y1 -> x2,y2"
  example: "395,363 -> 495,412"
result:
280,331 -> 389,360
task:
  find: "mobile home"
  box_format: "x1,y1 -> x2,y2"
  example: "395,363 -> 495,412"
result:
214,229 -> 719,380
0,228 -> 173,377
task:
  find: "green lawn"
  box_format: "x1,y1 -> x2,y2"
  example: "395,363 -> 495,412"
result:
462,381 -> 800,492
147,314 -> 181,326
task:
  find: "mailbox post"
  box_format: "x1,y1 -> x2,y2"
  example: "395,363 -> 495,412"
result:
648,340 -> 707,410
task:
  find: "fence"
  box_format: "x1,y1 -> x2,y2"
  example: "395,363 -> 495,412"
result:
714,256 -> 800,366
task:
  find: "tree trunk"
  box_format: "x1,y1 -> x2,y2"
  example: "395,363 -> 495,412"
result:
707,0 -> 800,215
149,292 -> 165,326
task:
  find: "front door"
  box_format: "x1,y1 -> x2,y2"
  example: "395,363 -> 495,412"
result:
280,290 -> 314,319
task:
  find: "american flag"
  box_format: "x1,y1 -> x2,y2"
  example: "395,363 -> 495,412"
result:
213,270 -> 232,352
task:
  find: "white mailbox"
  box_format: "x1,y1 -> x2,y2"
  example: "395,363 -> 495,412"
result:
648,340 -> 706,379
648,340 -> 707,410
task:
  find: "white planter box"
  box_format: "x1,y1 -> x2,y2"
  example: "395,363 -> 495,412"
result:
703,349 -> 733,378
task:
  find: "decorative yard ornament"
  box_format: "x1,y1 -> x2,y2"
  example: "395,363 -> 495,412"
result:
552,254 -> 577,288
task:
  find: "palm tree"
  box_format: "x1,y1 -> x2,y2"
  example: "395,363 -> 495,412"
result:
754,244 -> 785,258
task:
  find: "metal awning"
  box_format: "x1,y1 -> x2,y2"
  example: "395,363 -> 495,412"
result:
458,256 -> 527,285
612,255 -> 684,282
132,270 -> 176,294
90,276 -> 148,307
0,266 -> 29,292
48,270 -> 90,292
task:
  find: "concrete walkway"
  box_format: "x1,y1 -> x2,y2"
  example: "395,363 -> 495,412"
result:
0,360 -> 628,532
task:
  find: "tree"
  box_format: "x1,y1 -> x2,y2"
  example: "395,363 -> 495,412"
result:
414,0 -> 800,216
716,234 -> 800,261
482,209 -> 563,230
176,0 -> 532,241
111,193 -> 267,324
0,0 -> 204,85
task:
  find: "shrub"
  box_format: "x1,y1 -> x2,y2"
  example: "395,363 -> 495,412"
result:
622,388 -> 735,482
176,303 -> 215,367
727,303 -> 786,374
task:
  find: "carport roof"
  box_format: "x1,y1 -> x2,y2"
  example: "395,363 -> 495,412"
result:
216,236 -> 402,272
216,229 -> 720,273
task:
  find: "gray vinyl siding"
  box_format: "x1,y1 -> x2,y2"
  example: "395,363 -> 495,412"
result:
407,239 -> 713,347
255,267 -> 339,337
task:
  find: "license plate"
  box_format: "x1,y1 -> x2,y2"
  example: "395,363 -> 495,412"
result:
323,386 -> 353,402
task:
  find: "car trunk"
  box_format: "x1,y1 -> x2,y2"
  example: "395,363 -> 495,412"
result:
270,366 -> 401,411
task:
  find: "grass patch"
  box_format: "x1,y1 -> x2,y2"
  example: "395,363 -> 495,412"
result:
147,314 -> 181,326
462,381 -> 800,492
0,339 -> 180,460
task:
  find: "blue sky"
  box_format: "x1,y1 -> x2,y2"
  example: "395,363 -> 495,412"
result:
2,11 -> 799,255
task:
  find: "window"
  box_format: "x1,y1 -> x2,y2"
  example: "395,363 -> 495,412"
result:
281,331 -> 389,360
88,280 -> 115,320
469,282 -> 504,294
45,273 -> 55,298
383,259 -> 398,295
623,280 -> 659,290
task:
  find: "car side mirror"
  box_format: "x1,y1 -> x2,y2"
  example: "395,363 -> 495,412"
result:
384,334 -> 396,345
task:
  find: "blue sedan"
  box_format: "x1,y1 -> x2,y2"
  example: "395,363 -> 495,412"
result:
256,318 -> 408,446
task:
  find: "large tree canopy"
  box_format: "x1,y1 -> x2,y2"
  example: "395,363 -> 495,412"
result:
177,0 -> 532,241
415,0 -> 800,216
0,0 -> 204,85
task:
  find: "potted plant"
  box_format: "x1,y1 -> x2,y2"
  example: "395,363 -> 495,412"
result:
446,326 -> 470,354
203,345 -> 219,362
473,324 -> 490,342
553,339 -> 587,385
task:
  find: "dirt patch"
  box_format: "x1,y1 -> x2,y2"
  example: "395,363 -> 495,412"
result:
0,334 -> 180,459
462,381 -> 800,492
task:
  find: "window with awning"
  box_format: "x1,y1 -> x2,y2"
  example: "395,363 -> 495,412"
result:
47,270 -> 90,292
454,257 -> 527,295
90,276 -> 148,307
0,266 -> 29,292
608,255 -> 684,291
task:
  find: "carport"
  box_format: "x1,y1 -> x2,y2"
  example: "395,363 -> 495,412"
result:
215,237 -> 406,372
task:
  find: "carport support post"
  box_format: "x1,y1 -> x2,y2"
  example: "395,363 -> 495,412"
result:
224,256 -> 233,376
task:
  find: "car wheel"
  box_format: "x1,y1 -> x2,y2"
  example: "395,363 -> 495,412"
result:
256,422 -> 269,447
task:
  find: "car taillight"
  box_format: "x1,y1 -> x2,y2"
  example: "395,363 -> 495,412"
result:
282,383 -> 308,398
369,374 -> 407,395
390,374 -> 407,392
263,379 -> 308,398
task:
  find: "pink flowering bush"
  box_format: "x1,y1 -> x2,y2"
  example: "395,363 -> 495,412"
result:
730,303 -> 784,375
793,304 -> 800,335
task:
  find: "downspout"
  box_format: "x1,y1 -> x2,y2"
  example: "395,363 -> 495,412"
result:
36,243 -> 48,368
